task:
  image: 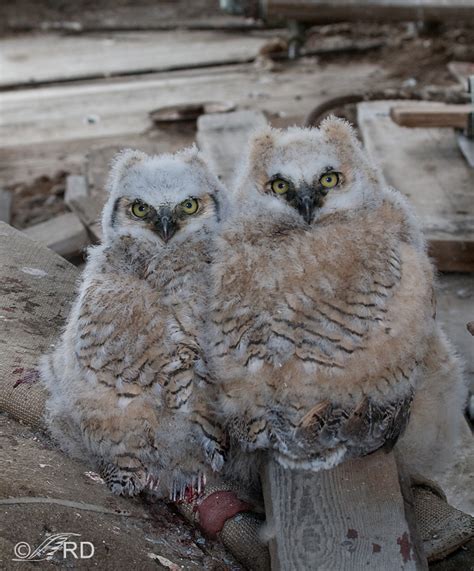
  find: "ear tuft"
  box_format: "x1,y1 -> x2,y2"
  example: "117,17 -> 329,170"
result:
319,116 -> 359,148
249,126 -> 277,164
177,144 -> 207,168
107,149 -> 148,192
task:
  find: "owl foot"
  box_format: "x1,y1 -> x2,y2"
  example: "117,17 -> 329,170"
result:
203,439 -> 226,473
170,472 -> 207,503
144,473 -> 161,493
99,457 -> 147,497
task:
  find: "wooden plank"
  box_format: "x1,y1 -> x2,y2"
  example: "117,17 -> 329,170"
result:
197,110 -> 267,185
262,452 -> 426,570
358,101 -> 474,272
390,104 -> 472,130
0,62 -> 383,188
447,62 -> 474,89
259,0 -> 474,23
0,62 -> 382,148
0,1 -> 259,33
0,222 -> 79,428
23,212 -> 89,259
65,174 -> 105,243
436,273 -> 474,397
0,31 -> 271,88
65,174 -> 88,206
0,189 -> 12,223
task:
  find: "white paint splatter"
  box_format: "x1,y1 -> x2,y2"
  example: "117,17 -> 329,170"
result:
21,267 -> 47,277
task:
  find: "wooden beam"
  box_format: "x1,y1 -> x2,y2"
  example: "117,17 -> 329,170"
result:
197,110 -> 267,186
0,61 -> 382,151
447,62 -> 474,89
0,31 -> 271,89
65,174 -> 88,206
0,189 -> 12,223
23,212 -> 89,259
390,105 -> 472,130
64,174 -> 103,242
256,0 -> 474,23
358,101 -> 474,272
261,452 -> 427,570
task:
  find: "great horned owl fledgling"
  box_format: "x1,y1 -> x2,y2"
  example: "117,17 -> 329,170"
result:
41,147 -> 226,498
209,118 -> 466,476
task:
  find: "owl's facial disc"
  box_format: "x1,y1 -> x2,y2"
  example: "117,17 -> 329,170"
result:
126,197 -> 204,243
268,169 -> 341,224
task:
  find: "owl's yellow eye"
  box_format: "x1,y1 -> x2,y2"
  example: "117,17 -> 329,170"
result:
271,179 -> 290,195
131,202 -> 150,218
181,198 -> 199,215
320,172 -> 340,189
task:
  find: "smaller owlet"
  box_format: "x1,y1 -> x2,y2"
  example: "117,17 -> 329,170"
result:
208,118 -> 466,477
41,147 -> 226,498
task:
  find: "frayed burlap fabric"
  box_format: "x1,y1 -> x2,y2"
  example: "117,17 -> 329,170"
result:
0,223 -> 78,430
413,480 -> 474,562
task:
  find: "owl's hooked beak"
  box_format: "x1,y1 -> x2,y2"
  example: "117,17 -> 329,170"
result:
294,185 -> 324,224
154,207 -> 177,243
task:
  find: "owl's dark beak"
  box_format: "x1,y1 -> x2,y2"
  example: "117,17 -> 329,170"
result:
298,195 -> 315,225
155,208 -> 177,243
295,186 -> 322,224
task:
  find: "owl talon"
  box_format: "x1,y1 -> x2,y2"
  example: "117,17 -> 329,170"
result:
145,473 -> 160,492
169,473 -> 207,503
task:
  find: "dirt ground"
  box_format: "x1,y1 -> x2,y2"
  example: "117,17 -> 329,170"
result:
0,414 -> 243,570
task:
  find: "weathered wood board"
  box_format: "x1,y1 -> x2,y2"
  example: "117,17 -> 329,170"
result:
65,174 -> 88,206
0,62 -> 382,146
358,101 -> 474,272
0,222 -> 79,428
0,0 -> 257,33
0,31 -> 271,88
0,189 -> 12,223
430,276 -> 473,516
448,62 -> 474,88
262,452 -> 426,570
259,0 -> 474,23
23,212 -> 89,258
0,62 -> 383,187
390,104 -> 472,130
436,273 -> 474,394
197,110 -> 267,185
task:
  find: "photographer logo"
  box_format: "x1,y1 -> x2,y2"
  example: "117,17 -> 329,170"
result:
13,533 -> 94,562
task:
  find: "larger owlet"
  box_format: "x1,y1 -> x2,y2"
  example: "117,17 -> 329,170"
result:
41,147 -> 226,498
208,118 -> 466,477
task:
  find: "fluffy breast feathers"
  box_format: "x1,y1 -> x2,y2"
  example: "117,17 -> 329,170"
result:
209,119 -> 436,470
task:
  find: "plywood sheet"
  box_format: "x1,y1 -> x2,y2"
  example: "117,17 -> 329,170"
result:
0,31 -> 271,88
0,62 -> 383,187
358,101 -> 474,272
262,452 -> 425,570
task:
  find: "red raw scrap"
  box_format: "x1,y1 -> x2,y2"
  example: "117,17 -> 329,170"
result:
196,491 -> 253,538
